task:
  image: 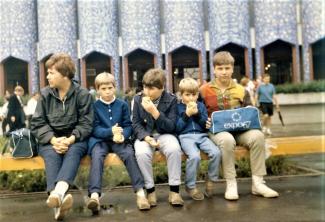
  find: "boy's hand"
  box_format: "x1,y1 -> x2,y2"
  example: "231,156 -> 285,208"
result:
112,124 -> 123,135
206,117 -> 211,129
186,102 -> 198,116
51,136 -> 69,154
112,124 -> 124,143
141,97 -> 160,119
113,134 -> 124,143
144,136 -> 160,148
10,116 -> 16,122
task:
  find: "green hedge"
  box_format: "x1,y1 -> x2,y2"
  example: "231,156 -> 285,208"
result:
275,80 -> 325,94
0,156 -> 295,193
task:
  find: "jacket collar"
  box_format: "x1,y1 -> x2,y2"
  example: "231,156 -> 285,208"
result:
210,79 -> 237,90
49,80 -> 78,100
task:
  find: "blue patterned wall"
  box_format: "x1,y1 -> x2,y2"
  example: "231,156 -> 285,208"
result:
254,0 -> 299,78
302,0 -> 325,81
78,0 -> 119,87
208,0 -> 252,79
38,0 -> 78,79
120,0 -> 161,89
163,0 -> 206,89
0,0 -> 38,93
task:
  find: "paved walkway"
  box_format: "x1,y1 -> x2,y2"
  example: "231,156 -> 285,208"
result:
0,173 -> 324,222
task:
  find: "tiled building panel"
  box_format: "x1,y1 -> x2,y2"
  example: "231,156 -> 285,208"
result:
0,0 -> 12,62
163,0 -> 205,52
78,0 -> 118,58
254,0 -> 298,77
78,0 -> 120,86
208,0 -> 251,77
120,0 -> 161,66
163,0 -> 207,81
38,0 -> 77,62
208,0 -> 250,50
254,0 -> 297,47
302,0 -> 325,80
0,0 -> 37,63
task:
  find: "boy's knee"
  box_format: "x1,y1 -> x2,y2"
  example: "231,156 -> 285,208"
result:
188,153 -> 201,162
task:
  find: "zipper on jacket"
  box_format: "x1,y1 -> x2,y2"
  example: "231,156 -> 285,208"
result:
62,96 -> 67,112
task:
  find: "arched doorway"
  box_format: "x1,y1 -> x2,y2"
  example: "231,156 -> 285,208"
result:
2,57 -> 29,94
83,52 -> 111,89
169,46 -> 201,92
311,37 -> 325,80
39,54 -> 53,88
125,49 -> 155,90
215,43 -> 247,82
263,40 -> 293,84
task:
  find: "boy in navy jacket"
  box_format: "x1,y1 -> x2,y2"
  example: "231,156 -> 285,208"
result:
176,78 -> 221,200
132,68 -> 184,207
87,72 -> 150,213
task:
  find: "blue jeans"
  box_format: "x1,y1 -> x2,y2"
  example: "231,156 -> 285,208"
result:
39,141 -> 88,192
179,133 -> 221,189
88,141 -> 144,196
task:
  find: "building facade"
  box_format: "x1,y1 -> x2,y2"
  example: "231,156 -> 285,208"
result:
0,0 -> 324,95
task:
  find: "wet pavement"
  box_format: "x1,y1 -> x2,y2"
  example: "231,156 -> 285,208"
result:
1,153 -> 325,222
0,173 -> 324,222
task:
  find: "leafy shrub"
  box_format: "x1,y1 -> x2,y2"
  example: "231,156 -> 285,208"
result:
0,96 -> 4,107
0,156 -> 294,193
0,170 -> 46,192
275,80 -> 325,94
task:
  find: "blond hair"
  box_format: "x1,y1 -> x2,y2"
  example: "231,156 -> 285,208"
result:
213,51 -> 235,67
94,72 -> 116,90
178,78 -> 199,95
14,85 -> 24,93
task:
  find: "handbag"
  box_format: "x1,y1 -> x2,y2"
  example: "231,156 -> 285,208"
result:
209,107 -> 261,134
8,128 -> 38,159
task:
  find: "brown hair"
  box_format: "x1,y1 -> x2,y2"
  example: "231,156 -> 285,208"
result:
46,53 -> 76,79
94,72 -> 116,90
240,77 -> 249,87
213,51 -> 235,67
262,73 -> 270,79
178,78 -> 199,95
142,68 -> 166,89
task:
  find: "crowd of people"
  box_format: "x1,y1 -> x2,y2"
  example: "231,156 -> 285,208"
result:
0,86 -> 40,135
0,52 -> 280,220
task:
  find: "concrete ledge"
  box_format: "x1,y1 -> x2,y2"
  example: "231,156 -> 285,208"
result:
1,135 -> 324,171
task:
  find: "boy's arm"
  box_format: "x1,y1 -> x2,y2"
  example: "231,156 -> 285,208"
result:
155,97 -> 177,133
272,85 -> 280,110
175,105 -> 189,134
120,102 -> 132,139
71,90 -> 94,142
31,96 -> 55,144
192,102 -> 208,129
132,96 -> 151,140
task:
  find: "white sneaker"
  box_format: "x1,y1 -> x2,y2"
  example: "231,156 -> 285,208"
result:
266,128 -> 272,135
252,175 -> 279,198
225,179 -> 239,200
54,194 -> 73,220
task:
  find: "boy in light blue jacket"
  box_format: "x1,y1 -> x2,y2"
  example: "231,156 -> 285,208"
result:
176,78 -> 221,200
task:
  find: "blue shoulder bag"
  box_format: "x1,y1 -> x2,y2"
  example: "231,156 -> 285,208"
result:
209,107 -> 261,134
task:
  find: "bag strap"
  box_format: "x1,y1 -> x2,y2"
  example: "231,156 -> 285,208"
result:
1,139 -> 10,155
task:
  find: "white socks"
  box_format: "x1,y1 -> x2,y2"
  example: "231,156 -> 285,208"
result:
136,188 -> 146,197
90,192 -> 99,200
53,181 -> 69,197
